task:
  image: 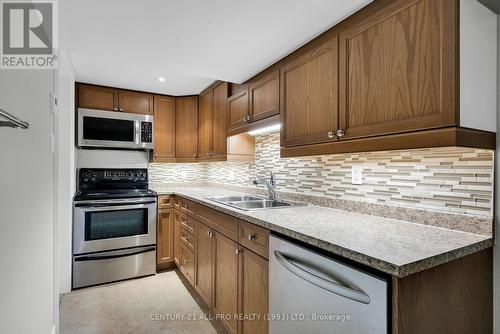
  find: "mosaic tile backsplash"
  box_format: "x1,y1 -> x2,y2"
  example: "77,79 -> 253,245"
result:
150,131 -> 494,218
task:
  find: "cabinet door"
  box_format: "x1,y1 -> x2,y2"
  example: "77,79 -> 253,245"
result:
195,222 -> 214,307
175,96 -> 198,159
77,84 -> 118,111
179,242 -> 195,285
239,248 -> 268,334
213,232 -> 239,334
153,96 -> 175,162
173,210 -> 182,266
118,90 -> 153,114
157,209 -> 174,265
280,37 -> 339,147
198,89 -> 213,159
227,89 -> 249,129
338,0 -> 457,139
212,82 -> 229,157
249,71 -> 279,122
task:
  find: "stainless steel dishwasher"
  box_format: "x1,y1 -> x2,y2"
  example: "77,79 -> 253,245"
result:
269,235 -> 388,334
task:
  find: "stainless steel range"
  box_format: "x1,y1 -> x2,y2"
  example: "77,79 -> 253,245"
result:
72,168 -> 157,289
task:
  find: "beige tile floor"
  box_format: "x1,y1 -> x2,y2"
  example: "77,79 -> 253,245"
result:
60,271 -> 218,334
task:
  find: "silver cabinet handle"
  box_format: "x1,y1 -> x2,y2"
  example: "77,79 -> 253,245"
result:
274,250 -> 371,304
235,248 -> 241,255
336,129 -> 345,138
247,234 -> 255,241
113,107 -> 118,111
119,108 -> 124,112
327,131 -> 336,139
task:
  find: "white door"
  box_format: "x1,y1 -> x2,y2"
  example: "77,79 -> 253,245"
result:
0,69 -> 55,334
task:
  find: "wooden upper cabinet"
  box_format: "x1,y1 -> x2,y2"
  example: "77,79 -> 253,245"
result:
249,70 -> 279,123
153,96 -> 175,162
211,82 -> 229,157
213,232 -> 239,334
77,83 -> 154,115
118,90 -> 153,115
227,89 -> 249,129
338,0 -> 457,140
175,96 -> 198,160
198,89 -> 213,159
280,37 -> 339,147
78,84 -> 118,111
157,208 -> 174,265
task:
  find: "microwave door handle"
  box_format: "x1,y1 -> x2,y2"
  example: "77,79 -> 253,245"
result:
135,120 -> 140,144
274,250 -> 371,304
80,204 -> 147,212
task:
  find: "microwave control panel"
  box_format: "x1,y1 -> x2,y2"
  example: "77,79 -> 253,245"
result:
141,122 -> 153,143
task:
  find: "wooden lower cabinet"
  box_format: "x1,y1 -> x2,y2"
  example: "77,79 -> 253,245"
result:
173,210 -> 182,266
214,232 -> 239,334
174,200 -> 269,334
157,208 -> 174,267
238,247 -> 269,334
178,241 -> 195,285
195,222 -> 214,307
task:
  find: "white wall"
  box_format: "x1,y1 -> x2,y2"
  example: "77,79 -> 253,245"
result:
460,0 -> 497,132
56,50 -> 76,296
76,149 -> 148,169
0,71 -> 55,333
494,9 -> 500,334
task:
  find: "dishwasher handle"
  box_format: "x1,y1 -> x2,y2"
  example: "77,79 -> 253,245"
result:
274,250 -> 371,304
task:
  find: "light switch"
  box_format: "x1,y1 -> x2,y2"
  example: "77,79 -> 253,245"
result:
351,165 -> 362,185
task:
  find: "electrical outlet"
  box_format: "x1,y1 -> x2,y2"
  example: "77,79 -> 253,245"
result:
229,170 -> 235,180
351,165 -> 363,185
181,170 -> 187,179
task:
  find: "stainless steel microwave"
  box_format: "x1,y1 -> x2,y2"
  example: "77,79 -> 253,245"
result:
77,108 -> 153,150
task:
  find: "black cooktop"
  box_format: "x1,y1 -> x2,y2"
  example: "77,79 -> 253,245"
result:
74,168 -> 156,201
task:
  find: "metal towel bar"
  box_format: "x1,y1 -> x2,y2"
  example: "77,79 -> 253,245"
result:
0,108 -> 29,129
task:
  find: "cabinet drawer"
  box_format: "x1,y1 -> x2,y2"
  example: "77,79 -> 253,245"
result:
179,242 -> 194,285
179,214 -> 195,235
239,220 -> 269,259
174,196 -> 181,211
180,198 -> 196,217
195,204 -> 238,241
158,195 -> 173,209
180,227 -> 195,252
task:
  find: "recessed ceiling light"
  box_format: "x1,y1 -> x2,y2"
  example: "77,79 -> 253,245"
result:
248,123 -> 281,136
157,77 -> 165,82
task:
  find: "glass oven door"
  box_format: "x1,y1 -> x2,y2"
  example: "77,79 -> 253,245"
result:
73,199 -> 156,255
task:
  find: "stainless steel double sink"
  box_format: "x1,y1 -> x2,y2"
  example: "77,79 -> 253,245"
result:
207,195 -> 305,211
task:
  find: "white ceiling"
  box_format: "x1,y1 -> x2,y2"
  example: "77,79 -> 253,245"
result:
60,0 -> 372,96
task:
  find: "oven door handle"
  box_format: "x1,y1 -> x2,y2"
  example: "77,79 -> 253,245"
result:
74,246 -> 156,262
79,203 -> 149,212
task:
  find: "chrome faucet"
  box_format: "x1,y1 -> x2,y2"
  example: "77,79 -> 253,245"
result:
253,171 -> 276,200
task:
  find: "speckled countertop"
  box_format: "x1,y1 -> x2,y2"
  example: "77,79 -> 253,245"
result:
151,184 -> 493,278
